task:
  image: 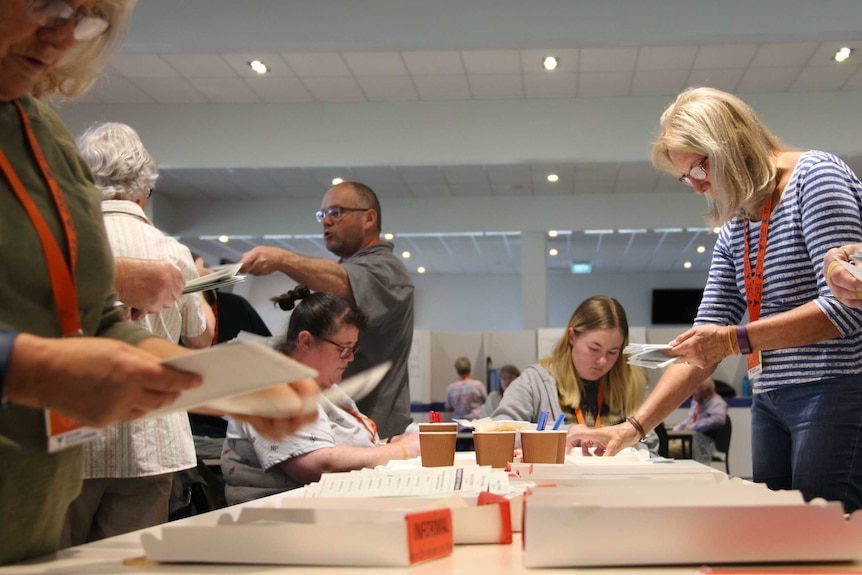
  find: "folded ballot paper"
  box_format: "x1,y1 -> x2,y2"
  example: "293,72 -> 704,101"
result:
624,343 -> 677,369
182,262 -> 246,294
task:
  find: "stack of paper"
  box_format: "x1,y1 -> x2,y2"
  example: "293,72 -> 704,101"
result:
182,262 -> 245,294
303,466 -> 512,498
624,343 -> 676,369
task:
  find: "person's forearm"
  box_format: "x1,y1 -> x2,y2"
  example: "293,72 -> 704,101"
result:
274,252 -> 352,300
747,301 -> 840,352
633,363 -> 716,435
182,294 -> 216,349
280,444 -> 404,484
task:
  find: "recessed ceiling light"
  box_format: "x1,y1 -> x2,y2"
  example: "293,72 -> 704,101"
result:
331,177 -> 344,185
218,235 -> 229,243
402,251 -> 411,259
697,245 -> 706,254
547,173 -> 559,183
383,232 -> 394,240
712,227 -> 721,234
548,248 -> 559,256
548,230 -> 558,238
417,266 -> 426,274
248,60 -> 269,74
542,56 -> 559,71
834,47 -> 854,63
683,261 -> 692,269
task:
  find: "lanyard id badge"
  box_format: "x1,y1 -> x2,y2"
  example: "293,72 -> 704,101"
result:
0,100 -> 95,451
741,192 -> 775,383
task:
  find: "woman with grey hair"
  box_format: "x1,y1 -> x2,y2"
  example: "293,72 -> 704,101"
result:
63,122 -> 214,546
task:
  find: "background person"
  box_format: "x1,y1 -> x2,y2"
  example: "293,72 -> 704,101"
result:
569,87 -> 862,514
445,356 -> 487,422
0,1 -> 317,563
670,377 -> 728,463
241,181 -> 415,439
491,296 -> 655,452
221,292 -> 420,504
62,121 -> 215,546
482,364 -> 520,417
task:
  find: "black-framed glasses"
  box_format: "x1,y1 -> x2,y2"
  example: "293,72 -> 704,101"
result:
146,188 -> 154,199
318,336 -> 360,359
315,206 -> 370,223
25,0 -> 110,41
679,158 -> 709,187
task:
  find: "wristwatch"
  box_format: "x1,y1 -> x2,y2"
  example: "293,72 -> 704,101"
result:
0,330 -> 20,408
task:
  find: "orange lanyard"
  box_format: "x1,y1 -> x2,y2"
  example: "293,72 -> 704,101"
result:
343,406 -> 378,442
0,100 -> 81,336
742,193 -> 774,323
574,385 -> 604,428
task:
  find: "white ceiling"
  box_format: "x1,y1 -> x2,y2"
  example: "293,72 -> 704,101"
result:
62,1 -> 862,274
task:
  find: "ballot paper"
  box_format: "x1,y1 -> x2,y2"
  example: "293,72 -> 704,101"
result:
624,343 -> 677,369
147,340 -> 391,419
182,262 -> 246,294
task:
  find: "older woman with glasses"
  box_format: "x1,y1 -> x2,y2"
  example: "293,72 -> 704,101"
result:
570,87 -> 862,514
0,0 -> 317,564
222,292 -> 421,505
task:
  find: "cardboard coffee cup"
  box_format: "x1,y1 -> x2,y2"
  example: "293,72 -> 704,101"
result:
520,430 -> 567,464
418,423 -> 458,433
473,431 -> 516,468
419,431 -> 457,467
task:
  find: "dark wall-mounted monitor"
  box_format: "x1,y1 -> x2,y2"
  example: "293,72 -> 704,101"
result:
651,288 -> 704,325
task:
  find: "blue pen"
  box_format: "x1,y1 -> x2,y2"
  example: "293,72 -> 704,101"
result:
536,410 -> 548,431
552,413 -> 565,431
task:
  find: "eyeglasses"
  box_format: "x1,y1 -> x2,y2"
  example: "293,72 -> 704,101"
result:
315,206 -> 370,223
318,336 -> 360,359
678,158 -> 709,187
146,188 -> 154,199
25,0 -> 110,41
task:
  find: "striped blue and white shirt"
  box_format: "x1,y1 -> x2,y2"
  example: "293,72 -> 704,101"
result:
695,151 -> 862,392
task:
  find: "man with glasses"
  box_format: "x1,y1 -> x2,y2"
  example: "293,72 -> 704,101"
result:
241,181 -> 415,439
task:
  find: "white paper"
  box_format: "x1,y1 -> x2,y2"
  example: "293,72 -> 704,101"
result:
146,340 -> 318,418
839,259 -> 862,282
624,343 -> 677,369
182,262 -> 245,294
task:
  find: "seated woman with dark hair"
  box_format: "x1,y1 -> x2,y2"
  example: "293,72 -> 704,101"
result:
221,292 -> 420,504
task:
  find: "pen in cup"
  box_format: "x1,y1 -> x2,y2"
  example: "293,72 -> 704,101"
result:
552,413 -> 565,430
536,410 -> 549,431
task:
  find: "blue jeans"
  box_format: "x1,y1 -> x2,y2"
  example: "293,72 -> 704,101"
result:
751,374 -> 862,514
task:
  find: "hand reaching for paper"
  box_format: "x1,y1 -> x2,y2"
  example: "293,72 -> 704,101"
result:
667,324 -> 733,368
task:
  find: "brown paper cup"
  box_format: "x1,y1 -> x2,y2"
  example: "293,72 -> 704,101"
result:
419,431 -> 457,467
418,423 -> 458,433
520,430 -> 567,464
473,431 -> 516,468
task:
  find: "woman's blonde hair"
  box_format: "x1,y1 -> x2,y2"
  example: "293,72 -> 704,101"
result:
540,296 -> 647,420
651,87 -> 792,226
33,0 -> 137,99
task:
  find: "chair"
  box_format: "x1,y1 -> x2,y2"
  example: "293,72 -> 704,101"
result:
654,422 -> 670,458
705,416 -> 732,474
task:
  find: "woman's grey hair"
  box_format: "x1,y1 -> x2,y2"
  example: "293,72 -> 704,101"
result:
34,0 -> 137,99
651,87 -> 792,226
76,122 -> 158,201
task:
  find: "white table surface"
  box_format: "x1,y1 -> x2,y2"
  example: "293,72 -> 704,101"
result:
3,458 -> 860,574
